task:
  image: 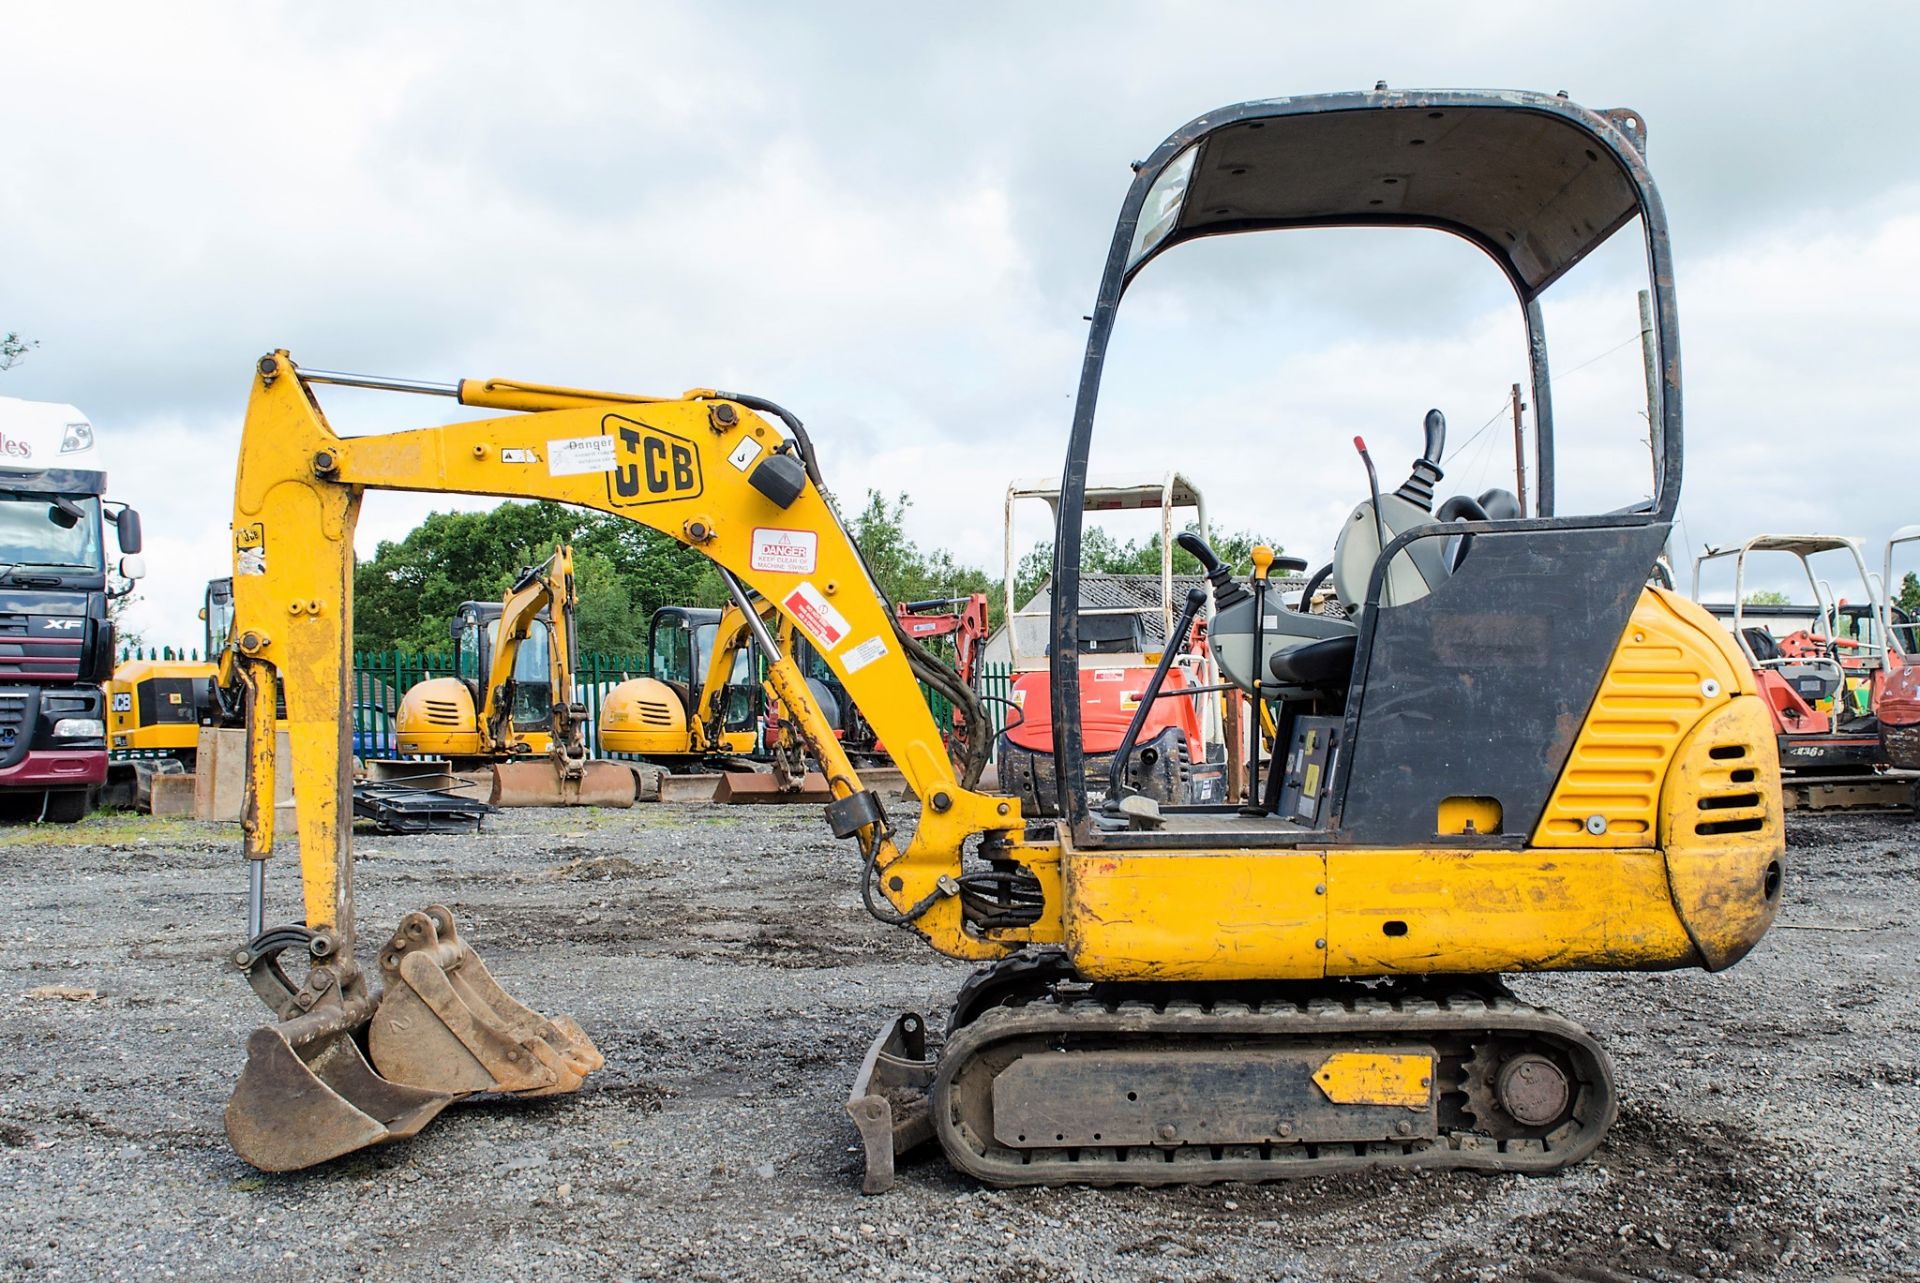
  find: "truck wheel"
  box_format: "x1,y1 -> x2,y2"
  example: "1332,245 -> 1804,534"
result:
42,790 -> 91,824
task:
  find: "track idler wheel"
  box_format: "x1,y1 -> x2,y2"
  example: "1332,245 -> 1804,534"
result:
366,906 -> 605,1097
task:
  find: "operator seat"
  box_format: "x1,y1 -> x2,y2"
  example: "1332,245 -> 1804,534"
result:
1200,412 -> 1523,702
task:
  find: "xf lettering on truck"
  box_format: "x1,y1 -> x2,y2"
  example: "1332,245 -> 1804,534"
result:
604,414 -> 702,507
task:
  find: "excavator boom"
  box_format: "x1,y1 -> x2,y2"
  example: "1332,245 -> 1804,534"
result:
221,352 -> 1023,1169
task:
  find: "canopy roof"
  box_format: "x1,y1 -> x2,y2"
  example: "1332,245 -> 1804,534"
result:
1006,472 -> 1203,514
1698,534 -> 1863,562
1132,90 -> 1650,298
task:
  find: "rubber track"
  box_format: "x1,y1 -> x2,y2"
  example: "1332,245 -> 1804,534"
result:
931,987 -> 1616,1187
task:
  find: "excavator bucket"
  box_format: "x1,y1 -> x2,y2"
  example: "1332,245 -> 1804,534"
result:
714,769 -> 834,804
365,906 -> 605,1096
225,995 -> 456,1172
489,758 -> 637,808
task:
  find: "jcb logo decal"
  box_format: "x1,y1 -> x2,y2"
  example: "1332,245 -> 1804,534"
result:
606,415 -> 702,508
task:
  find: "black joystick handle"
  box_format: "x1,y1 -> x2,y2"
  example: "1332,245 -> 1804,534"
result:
1393,408 -> 1448,512
1176,531 -> 1249,610
1421,408 -> 1447,466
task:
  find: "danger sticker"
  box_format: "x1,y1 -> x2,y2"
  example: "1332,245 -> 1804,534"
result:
1092,668 -> 1126,682
842,636 -> 888,674
783,581 -> 850,650
751,527 -> 818,574
502,448 -> 539,464
547,435 -> 618,476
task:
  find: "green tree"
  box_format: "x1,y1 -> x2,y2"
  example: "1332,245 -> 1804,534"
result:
0,331 -> 37,372
1742,589 -> 1791,607
1898,572 -> 1920,617
1013,525 -> 1282,608
847,490 -> 995,616
353,501 -> 717,654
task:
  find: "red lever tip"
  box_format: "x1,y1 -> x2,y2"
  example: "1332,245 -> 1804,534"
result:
1353,435 -> 1369,453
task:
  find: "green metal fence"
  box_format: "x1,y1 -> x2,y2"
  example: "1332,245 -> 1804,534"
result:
116,645 -> 207,664
120,643 -> 1018,761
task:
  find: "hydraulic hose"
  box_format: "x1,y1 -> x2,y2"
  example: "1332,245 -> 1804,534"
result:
717,390 -> 990,790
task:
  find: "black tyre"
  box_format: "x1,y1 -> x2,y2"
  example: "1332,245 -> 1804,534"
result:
42,790 -> 91,824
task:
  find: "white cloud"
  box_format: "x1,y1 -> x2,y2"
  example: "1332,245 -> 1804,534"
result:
2,3 -> 1915,643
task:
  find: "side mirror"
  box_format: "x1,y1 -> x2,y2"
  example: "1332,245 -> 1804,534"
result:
114,507 -> 144,554
119,554 -> 147,582
450,616 -> 466,642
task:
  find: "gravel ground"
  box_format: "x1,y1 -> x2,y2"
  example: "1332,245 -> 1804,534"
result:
0,802 -> 1915,1282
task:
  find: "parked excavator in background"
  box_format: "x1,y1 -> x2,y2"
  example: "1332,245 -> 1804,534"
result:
216,90 -> 1778,1197
104,579 -> 227,804
598,596 -> 886,800
390,545 -> 635,807
1691,535 -> 1915,809
994,474 -> 1232,815
1872,525 -> 1920,771
596,602 -> 764,766
894,593 -> 989,759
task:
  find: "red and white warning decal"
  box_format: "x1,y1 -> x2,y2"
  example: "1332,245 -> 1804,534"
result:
842,635 -> 888,674
1091,667 -> 1127,682
751,527 -> 818,574
783,580 -> 850,650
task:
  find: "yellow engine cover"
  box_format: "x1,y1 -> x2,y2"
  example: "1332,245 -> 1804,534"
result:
598,678 -> 693,756
1059,588 -> 1785,984
395,677 -> 482,756
106,659 -> 216,753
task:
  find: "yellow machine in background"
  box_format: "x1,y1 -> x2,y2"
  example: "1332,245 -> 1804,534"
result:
392,545 -> 635,808
215,89 -> 1779,1191
106,578 -> 231,757
597,603 -> 763,764
103,579 -> 247,808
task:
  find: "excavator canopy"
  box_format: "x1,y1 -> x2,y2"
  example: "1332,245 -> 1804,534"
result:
1124,89 -> 1649,299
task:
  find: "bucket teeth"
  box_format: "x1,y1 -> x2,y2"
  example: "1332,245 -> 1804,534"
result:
367,905 -> 605,1097
225,995 -> 455,1172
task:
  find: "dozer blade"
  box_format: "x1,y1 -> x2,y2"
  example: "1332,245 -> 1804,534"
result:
714,770 -> 834,804
846,1012 -> 936,1194
367,906 -> 605,1097
489,758 -> 637,808
225,995 -> 456,1172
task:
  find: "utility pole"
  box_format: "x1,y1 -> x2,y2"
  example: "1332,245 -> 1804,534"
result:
1510,383 -> 1528,515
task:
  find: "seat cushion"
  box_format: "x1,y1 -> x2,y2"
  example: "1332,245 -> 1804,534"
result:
1269,634 -> 1358,687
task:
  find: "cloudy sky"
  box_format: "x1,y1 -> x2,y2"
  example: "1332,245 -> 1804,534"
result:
4,1 -> 1916,643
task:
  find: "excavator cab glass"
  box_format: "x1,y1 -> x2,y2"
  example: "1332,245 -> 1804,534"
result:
503,622 -> 553,732
1050,90 -> 1684,841
647,608 -> 700,688
203,578 -> 235,658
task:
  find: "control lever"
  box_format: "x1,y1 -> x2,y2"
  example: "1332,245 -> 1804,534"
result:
1174,531 -> 1250,610
1106,586 -> 1209,807
1354,436 -> 1387,554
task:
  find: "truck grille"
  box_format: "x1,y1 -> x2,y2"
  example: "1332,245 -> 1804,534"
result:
0,689 -> 35,769
0,613 -> 83,680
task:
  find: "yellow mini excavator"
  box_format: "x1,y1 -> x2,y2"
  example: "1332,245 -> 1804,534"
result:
598,597 -> 883,801
218,88 -> 1780,1190
391,545 -> 635,808
597,602 -> 768,765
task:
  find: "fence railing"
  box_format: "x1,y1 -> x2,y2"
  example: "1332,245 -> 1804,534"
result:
120,643 -> 1017,763
116,645 -> 207,664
